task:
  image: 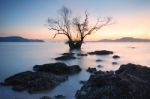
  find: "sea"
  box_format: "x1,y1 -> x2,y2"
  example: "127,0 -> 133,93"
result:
0,42 -> 150,99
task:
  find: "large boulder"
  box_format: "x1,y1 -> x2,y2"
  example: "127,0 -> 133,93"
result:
55,53 -> 76,61
2,62 -> 81,93
88,50 -> 113,55
3,71 -> 67,93
33,62 -> 81,75
76,63 -> 150,99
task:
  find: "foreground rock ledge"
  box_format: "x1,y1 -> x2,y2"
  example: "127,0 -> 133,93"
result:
76,63 -> 150,99
2,62 -> 81,93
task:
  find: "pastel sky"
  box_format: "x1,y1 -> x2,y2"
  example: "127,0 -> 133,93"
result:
0,0 -> 150,40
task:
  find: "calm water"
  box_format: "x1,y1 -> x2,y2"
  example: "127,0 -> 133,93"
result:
0,42 -> 150,99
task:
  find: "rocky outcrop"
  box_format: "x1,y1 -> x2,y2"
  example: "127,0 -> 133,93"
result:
113,55 -> 120,59
33,62 -> 81,75
2,62 -> 81,93
55,55 -> 76,61
87,68 -> 97,73
76,63 -> 150,99
77,53 -> 88,56
88,50 -> 113,55
3,71 -> 68,93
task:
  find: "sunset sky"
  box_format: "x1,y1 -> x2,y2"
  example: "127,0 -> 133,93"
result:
0,0 -> 150,41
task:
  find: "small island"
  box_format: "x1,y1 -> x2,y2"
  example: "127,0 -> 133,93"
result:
0,36 -> 44,42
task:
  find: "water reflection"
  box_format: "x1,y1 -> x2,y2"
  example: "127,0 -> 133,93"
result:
0,42 -> 150,99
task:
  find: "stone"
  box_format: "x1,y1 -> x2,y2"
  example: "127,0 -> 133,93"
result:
3,71 -> 67,93
33,62 -> 81,75
96,59 -> 103,62
55,95 -> 65,99
112,62 -> 118,65
77,53 -> 88,56
76,63 -> 150,99
97,65 -> 103,68
87,68 -> 97,73
40,96 -> 53,99
113,55 -> 120,59
88,50 -> 113,55
55,55 -> 76,61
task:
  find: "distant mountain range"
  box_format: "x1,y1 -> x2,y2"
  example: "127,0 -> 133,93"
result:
99,37 -> 150,42
0,36 -> 44,42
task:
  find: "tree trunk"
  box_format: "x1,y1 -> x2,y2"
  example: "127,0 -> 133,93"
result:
68,41 -> 82,50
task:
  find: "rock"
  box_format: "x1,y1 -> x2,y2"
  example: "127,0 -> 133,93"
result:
40,96 -> 53,99
33,62 -> 81,75
68,65 -> 82,74
97,65 -> 102,68
55,95 -> 65,99
112,62 -> 118,65
3,71 -> 68,93
2,62 -> 81,93
76,63 -> 150,99
96,59 -> 102,62
80,81 -> 87,84
33,62 -> 70,75
55,55 -> 76,61
113,55 -> 120,59
87,68 -> 97,73
88,50 -> 113,55
61,52 -> 74,56
77,53 -> 88,56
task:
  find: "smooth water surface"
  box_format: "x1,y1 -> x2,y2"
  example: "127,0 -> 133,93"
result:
0,42 -> 150,99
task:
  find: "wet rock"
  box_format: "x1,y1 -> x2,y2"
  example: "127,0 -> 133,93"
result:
113,55 -> 120,59
2,62 -> 81,93
55,55 -> 76,61
97,65 -> 103,68
88,50 -> 113,55
96,59 -> 103,62
3,71 -> 67,93
80,81 -> 87,84
87,68 -> 97,73
61,52 -> 74,56
55,95 -> 66,99
34,62 -> 81,75
112,62 -> 118,65
76,63 -> 150,99
77,53 -> 88,56
68,65 -> 82,74
40,96 -> 53,99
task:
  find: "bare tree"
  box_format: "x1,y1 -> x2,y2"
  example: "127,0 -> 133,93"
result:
48,6 -> 112,50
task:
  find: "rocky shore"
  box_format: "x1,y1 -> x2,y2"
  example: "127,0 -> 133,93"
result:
1,62 -> 81,93
75,63 -> 150,99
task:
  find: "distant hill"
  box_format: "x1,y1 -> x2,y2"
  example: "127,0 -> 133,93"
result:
99,37 -> 150,42
0,36 -> 44,42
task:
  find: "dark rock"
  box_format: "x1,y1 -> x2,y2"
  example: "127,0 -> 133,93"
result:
112,62 -> 118,65
3,71 -> 68,93
88,50 -> 113,55
87,68 -> 97,73
77,53 -> 88,56
55,55 -> 76,61
61,52 -> 74,56
55,95 -> 65,99
34,63 -> 70,75
76,63 -> 150,99
33,62 -> 81,75
69,65 -> 82,74
12,85 -> 26,92
40,96 -> 53,99
113,55 -> 120,59
96,59 -> 102,62
80,81 -> 87,84
97,65 -> 103,68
